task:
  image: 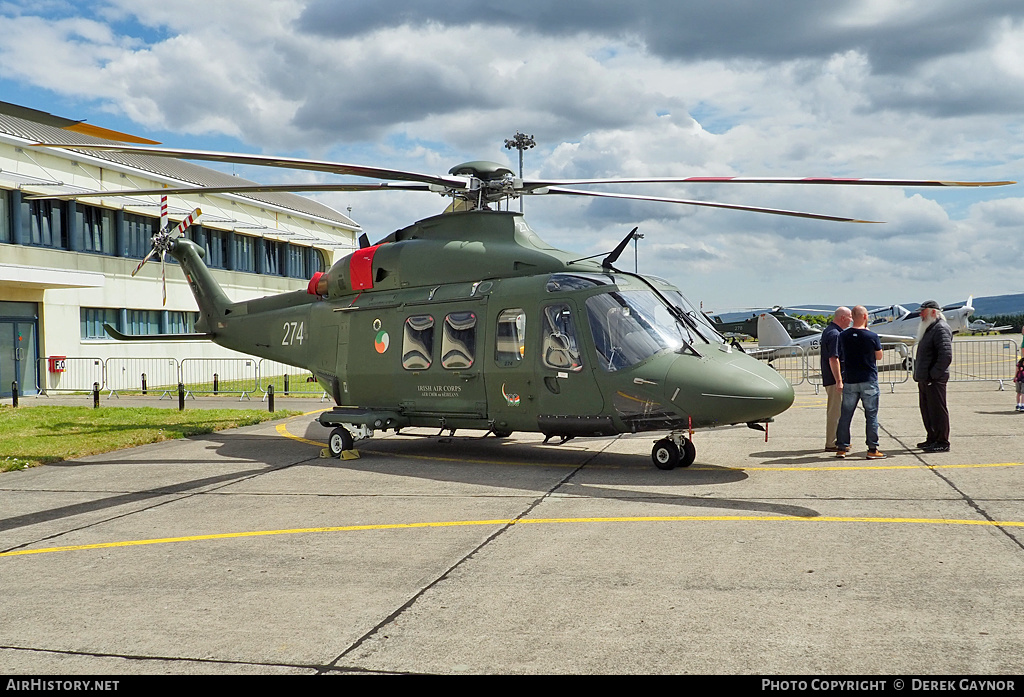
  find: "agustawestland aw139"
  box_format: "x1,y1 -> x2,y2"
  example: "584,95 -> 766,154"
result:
31,142 -> 1015,469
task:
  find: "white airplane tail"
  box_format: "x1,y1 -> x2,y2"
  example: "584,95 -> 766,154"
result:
946,295 -> 974,334
757,313 -> 795,347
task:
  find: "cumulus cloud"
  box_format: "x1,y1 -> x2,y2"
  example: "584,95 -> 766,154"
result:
0,0 -> 1020,306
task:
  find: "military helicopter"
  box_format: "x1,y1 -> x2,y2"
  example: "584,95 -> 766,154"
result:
708,307 -> 821,340
32,142 -> 1015,469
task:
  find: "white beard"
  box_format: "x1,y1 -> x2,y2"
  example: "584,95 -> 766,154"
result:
917,312 -> 938,343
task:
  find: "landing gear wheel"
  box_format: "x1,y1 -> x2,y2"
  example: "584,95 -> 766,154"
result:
492,428 -> 513,438
652,439 -> 680,470
903,356 -> 914,371
679,439 -> 696,468
328,427 -> 354,457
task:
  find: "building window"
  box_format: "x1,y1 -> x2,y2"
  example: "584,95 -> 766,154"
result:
204,228 -> 228,269
80,308 -> 120,339
124,213 -> 155,259
264,239 -> 282,275
0,190 -> 10,243
286,244 -> 307,278
234,234 -> 255,273
80,205 -> 115,255
167,311 -> 198,334
24,199 -> 67,249
309,247 -> 327,275
126,309 -> 161,335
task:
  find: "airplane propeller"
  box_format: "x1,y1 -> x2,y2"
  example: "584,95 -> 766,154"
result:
131,195 -> 202,306
29,143 -> 1017,225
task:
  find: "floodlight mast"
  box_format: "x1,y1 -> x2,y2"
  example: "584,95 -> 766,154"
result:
503,131 -> 536,212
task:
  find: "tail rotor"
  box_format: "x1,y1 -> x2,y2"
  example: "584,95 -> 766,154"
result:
131,195 -> 202,305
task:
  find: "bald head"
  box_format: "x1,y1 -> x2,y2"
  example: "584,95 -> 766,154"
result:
834,306 -> 852,329
852,305 -> 869,328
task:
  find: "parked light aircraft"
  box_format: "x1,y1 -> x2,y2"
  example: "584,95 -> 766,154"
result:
866,298 -> 974,338
967,319 -> 1013,334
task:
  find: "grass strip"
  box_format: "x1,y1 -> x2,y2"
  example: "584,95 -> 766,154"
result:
0,405 -> 300,472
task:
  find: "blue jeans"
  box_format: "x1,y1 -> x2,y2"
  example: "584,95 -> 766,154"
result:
836,381 -> 880,450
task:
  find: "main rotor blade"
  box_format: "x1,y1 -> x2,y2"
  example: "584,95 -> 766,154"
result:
25,182 -> 433,201
538,187 -> 884,223
521,176 -> 1017,190
32,143 -> 468,189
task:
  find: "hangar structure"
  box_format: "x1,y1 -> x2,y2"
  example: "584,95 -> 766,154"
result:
0,101 -> 360,398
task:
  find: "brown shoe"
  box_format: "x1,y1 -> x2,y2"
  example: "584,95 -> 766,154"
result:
866,449 -> 887,460
835,449 -> 848,459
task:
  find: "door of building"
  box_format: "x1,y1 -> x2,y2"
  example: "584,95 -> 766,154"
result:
0,301 -> 40,397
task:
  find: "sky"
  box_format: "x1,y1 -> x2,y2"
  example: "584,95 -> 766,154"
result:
1,0 -> 1022,311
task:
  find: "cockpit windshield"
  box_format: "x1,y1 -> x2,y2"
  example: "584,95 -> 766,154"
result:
586,290 -> 694,371
663,290 -> 726,345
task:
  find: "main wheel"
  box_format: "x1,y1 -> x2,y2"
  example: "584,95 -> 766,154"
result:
679,439 -> 696,468
492,428 -> 513,438
903,356 -> 914,371
328,427 -> 354,457
652,439 -> 680,470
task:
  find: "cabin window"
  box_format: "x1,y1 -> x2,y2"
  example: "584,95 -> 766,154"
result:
542,304 -> 583,371
495,309 -> 526,367
441,311 -> 476,369
403,315 -> 434,370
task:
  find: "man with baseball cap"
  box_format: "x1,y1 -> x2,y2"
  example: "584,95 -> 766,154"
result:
914,300 -> 953,452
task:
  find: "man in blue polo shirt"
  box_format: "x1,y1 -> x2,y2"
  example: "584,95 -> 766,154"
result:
821,306 -> 852,452
835,305 -> 886,459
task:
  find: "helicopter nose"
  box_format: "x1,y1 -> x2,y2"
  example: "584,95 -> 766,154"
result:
666,350 -> 795,425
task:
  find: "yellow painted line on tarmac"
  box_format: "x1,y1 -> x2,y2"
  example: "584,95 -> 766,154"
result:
735,462 -> 1024,472
4,515 -> 1023,559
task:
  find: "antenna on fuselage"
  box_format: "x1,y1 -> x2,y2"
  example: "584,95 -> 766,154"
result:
566,227 -> 639,270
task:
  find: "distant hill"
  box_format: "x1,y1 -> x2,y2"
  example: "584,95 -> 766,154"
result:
711,292 -> 1024,323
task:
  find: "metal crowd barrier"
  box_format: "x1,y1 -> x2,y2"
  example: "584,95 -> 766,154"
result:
755,343 -> 913,392
105,357 -> 180,397
751,345 -> 808,387
179,357 -> 259,400
944,338 -> 1020,389
256,359 -> 328,400
37,357 -> 105,395
32,338 -> 1020,402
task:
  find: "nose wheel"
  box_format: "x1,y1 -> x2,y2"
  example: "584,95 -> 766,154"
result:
651,436 -> 696,470
328,427 -> 355,457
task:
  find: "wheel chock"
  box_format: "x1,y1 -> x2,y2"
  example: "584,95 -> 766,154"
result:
340,449 -> 360,460
319,448 -> 331,458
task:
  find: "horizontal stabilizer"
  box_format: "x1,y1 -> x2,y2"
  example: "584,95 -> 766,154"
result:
104,323 -> 213,342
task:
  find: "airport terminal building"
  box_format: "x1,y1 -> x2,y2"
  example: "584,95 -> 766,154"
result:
0,102 -> 359,397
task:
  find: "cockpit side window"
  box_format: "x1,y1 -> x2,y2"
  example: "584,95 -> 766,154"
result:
542,303 -> 583,372
402,315 -> 434,370
495,308 -> 526,367
442,311 -> 477,369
